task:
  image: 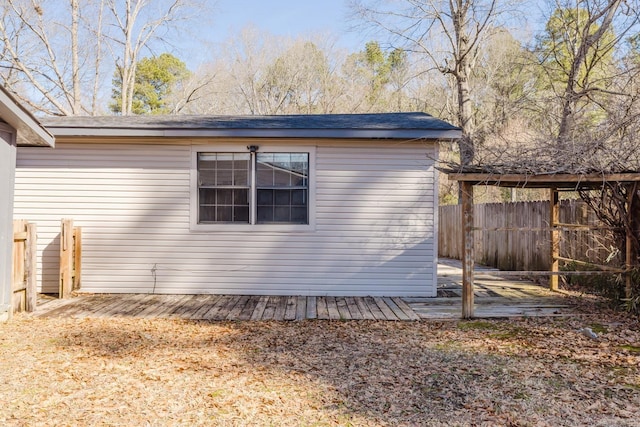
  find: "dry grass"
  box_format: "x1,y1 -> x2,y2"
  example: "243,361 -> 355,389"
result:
1,305 -> 639,426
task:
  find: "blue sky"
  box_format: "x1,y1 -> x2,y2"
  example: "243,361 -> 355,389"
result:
175,0 -> 366,68
172,0 -> 546,70
214,0 -> 355,38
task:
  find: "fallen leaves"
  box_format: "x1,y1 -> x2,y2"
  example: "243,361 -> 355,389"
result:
0,306 -> 638,426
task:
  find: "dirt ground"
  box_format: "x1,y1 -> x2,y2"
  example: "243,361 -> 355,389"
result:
1,299 -> 639,426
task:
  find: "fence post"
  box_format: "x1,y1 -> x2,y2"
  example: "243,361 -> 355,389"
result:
59,218 -> 74,298
25,223 -> 37,312
12,220 -> 26,312
549,188 -> 560,291
73,226 -> 82,291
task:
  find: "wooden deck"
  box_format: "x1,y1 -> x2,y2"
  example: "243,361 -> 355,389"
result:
34,294 -> 423,321
31,260 -> 578,321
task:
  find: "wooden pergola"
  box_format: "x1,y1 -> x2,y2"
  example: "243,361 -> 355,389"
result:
446,172 -> 640,318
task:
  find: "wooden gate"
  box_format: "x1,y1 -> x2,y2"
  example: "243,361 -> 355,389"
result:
12,220 -> 37,312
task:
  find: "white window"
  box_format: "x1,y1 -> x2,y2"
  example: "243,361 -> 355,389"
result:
191,146 -> 315,232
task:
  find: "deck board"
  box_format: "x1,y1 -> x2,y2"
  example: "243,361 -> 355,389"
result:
335,297 -> 351,320
189,296 -> 222,320
211,296 -> 238,320
226,295 -> 250,320
306,296 -> 317,319
261,297 -> 278,320
102,295 -> 156,318
168,295 -> 208,319
295,296 -> 307,321
345,297 -> 363,320
238,296 -> 260,320
325,297 -> 340,319
364,296 -> 386,320
316,297 -> 329,320
250,296 -> 269,320
383,297 -> 410,321
373,297 -> 398,320
284,296 -> 298,321
391,297 -> 421,321
355,297 -> 376,320
200,296 -> 230,320
273,297 -> 288,321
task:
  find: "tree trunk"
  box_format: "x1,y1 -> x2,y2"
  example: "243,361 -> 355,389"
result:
70,0 -> 81,114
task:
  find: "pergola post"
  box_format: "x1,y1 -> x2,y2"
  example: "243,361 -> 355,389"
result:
625,184 -> 635,299
549,188 -> 559,291
461,181 -> 475,318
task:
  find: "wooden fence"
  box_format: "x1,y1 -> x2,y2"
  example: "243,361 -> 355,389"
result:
439,200 -> 619,271
59,218 -> 82,299
12,220 -> 37,313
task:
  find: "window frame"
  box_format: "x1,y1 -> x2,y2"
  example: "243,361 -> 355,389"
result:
190,144 -> 316,232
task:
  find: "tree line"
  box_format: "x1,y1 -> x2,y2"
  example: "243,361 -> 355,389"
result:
3,0 -> 640,178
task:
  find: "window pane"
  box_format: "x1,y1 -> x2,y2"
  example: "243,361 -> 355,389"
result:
274,206 -> 290,222
216,168 -> 233,185
234,158 -> 249,169
199,170 -> 216,186
291,189 -> 306,205
216,189 -> 233,204
273,169 -> 292,186
257,205 -> 273,223
216,206 -> 233,222
234,189 -> 248,205
197,152 -> 250,224
234,206 -> 249,222
291,207 -> 308,223
199,206 -> 216,222
274,190 -> 291,205
198,153 -> 217,170
257,189 -> 273,205
255,152 -> 309,225
234,169 -> 249,186
258,153 -> 274,164
256,165 -> 273,186
199,188 -> 216,205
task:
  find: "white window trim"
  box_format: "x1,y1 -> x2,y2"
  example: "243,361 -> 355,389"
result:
190,144 -> 316,233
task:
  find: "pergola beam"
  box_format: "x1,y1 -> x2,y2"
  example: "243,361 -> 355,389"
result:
448,172 -> 640,189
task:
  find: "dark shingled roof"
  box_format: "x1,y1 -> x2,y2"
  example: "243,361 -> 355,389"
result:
41,112 -> 460,140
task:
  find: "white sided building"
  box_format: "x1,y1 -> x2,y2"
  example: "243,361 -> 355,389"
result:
14,113 -> 460,297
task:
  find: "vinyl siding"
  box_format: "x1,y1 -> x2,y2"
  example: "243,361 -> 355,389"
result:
14,140 -> 438,296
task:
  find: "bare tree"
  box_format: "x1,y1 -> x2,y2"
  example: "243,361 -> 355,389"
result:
352,0 -> 520,165
0,0 -> 197,115
183,29 -> 353,115
105,0 -> 192,115
541,0 -> 638,149
0,0 -> 95,115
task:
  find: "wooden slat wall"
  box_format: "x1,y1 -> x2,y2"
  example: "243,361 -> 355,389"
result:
15,140 -> 438,297
439,200 -> 618,271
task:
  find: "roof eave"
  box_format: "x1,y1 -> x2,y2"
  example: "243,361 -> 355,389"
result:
47,127 -> 462,140
0,87 -> 54,147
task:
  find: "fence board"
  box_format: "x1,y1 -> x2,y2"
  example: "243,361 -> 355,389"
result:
439,200 -> 619,272
59,219 -> 82,298
12,220 -> 37,313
